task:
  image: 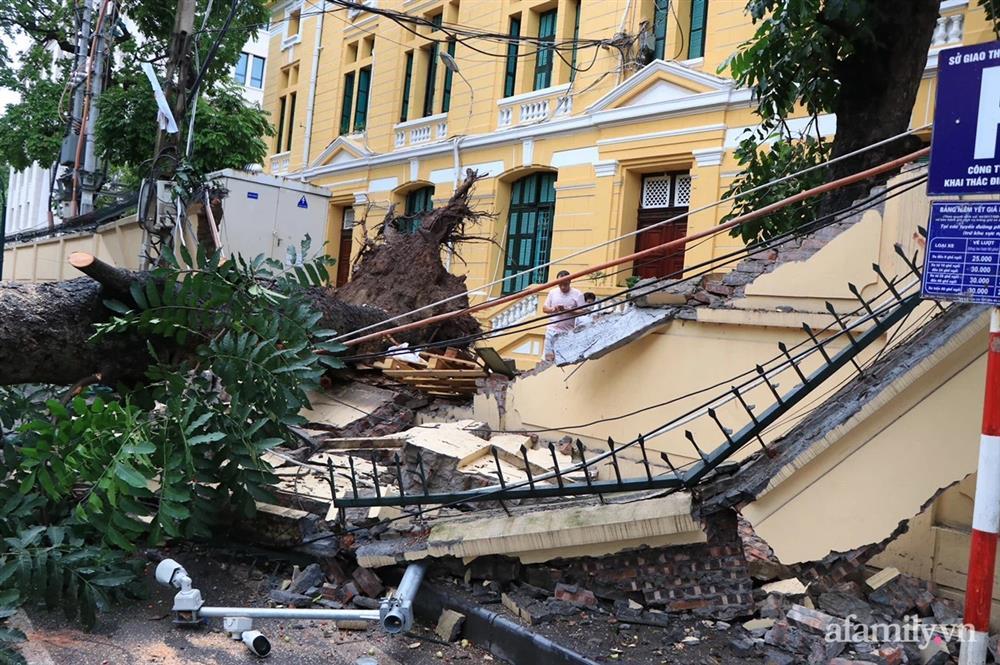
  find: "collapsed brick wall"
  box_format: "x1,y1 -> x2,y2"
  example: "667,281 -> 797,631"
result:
523,509 -> 755,621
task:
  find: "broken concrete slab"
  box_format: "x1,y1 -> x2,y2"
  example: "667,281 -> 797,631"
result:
866,567 -> 900,591
553,304 -> 679,366
301,383 -> 399,430
435,609 -> 465,642
356,493 -> 705,567
289,563 -> 324,595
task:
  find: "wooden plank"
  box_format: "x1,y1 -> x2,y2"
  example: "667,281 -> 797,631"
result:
419,351 -> 481,369
383,369 -> 486,378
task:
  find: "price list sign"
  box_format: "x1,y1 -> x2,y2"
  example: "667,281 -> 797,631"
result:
922,202 -> 1000,305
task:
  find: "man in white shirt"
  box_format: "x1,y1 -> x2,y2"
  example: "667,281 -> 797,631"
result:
542,270 -> 585,361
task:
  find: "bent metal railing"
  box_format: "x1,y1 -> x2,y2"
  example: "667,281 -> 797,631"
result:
332,241 -> 928,508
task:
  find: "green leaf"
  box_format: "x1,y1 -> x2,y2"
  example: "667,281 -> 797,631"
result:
123,441 -> 156,455
114,462 -> 149,489
188,432 -> 226,446
129,282 -> 148,310
102,299 -> 131,315
88,573 -> 133,588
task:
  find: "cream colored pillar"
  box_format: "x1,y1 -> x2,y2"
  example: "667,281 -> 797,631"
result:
685,147 -> 725,272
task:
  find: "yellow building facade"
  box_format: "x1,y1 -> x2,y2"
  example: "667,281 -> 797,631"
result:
262,0 -> 987,362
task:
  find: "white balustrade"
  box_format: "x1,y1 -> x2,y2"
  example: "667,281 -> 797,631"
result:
270,152 -> 290,175
410,125 -> 431,144
392,113 -> 448,150
496,84 -> 573,130
490,294 -> 540,331
931,13 -> 964,48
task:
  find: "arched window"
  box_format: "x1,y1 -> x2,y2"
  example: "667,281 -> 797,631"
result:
398,185 -> 434,234
502,172 -> 557,294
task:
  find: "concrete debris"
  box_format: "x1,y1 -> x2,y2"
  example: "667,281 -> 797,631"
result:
761,577 -> 809,597
865,566 -> 900,591
289,563 -> 325,594
351,566 -> 385,598
435,609 -> 466,642
553,303 -> 679,366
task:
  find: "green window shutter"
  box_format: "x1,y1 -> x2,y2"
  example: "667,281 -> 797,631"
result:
400,52 -> 413,123
275,95 -> 286,151
653,0 -> 668,61
502,172 -> 558,294
354,66 -> 371,132
423,46 -> 439,117
688,0 -> 708,59
569,2 -> 581,82
503,17 -> 521,97
340,72 -> 355,135
423,14 -> 442,117
402,186 -> 434,234
286,91 -> 296,151
441,40 -> 456,113
533,10 -> 557,91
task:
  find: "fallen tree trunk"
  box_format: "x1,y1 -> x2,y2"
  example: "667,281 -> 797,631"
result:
0,172 -> 488,386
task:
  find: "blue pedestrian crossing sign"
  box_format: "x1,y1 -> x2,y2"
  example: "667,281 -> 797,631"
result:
922,202 -> 1000,305
297,195 -> 308,209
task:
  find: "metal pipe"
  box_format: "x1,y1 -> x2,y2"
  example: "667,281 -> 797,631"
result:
381,561 -> 427,634
199,607 -> 381,621
395,561 -> 427,604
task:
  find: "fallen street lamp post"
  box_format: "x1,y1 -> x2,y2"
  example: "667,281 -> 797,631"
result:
154,558 -> 428,658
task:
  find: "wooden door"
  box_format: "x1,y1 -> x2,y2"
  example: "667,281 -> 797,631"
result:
336,229 -> 352,286
634,207 -> 687,279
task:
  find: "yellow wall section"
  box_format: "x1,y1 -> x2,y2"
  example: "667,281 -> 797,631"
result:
261,0 -> 983,361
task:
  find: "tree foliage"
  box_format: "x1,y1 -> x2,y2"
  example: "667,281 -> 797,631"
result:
0,241 -> 343,655
719,0 -> 972,244
0,0 -> 272,188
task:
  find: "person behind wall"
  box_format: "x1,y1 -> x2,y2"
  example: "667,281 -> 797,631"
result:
542,270 -> 585,361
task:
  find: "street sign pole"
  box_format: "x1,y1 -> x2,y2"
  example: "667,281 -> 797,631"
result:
961,307 -> 1000,665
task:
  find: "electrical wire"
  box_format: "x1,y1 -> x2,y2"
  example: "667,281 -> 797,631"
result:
311,176 -> 927,449
334,126 -> 931,344
338,173 -> 928,362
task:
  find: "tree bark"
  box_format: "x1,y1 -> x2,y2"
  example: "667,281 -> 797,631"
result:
823,0 -> 940,212
0,172 -> 488,386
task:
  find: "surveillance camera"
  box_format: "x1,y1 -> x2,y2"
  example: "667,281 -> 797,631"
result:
242,630 -> 271,658
154,559 -> 187,588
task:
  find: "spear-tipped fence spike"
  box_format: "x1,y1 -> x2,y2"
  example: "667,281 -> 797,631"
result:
707,408 -> 735,447
371,454 -> 381,499
347,455 -> 359,498
416,451 -> 429,496
576,440 -> 595,487
755,365 -> 784,404
871,263 -> 903,302
326,457 -> 337,501
918,225 -> 927,238
607,437 -> 623,484
660,451 -> 679,475
824,302 -> 864,372
393,453 -> 406,498
847,283 -> 877,319
548,443 -> 565,488
637,434 -> 653,481
520,445 -> 535,489
777,342 -> 808,384
491,446 -> 507,489
732,386 -> 760,425
802,323 -> 833,363
684,429 -> 709,462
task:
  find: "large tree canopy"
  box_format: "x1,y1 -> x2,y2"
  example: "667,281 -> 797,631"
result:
722,0 -> 994,243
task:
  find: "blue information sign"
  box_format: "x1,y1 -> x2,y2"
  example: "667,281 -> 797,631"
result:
928,41 -> 1000,195
923,202 -> 1000,304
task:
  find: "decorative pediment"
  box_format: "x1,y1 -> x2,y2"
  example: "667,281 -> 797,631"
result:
587,60 -> 733,113
312,136 -> 372,168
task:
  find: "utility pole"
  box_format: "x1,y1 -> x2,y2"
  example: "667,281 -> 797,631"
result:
58,0 -> 93,219
79,3 -> 113,214
140,0 -> 197,259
